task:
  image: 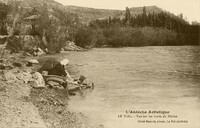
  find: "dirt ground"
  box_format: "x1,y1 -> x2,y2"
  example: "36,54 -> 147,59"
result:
0,80 -> 46,128
30,87 -> 90,128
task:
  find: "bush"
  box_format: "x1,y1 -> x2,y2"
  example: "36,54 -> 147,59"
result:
93,29 -> 106,47
74,26 -> 96,48
6,37 -> 22,53
46,25 -> 67,53
104,27 -> 127,47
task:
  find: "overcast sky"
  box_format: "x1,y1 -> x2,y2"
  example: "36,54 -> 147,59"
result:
55,0 -> 200,23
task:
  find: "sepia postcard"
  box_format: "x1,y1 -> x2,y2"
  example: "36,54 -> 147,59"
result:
0,0 -> 200,128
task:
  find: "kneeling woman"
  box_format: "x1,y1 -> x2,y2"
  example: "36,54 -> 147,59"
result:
38,58 -> 85,86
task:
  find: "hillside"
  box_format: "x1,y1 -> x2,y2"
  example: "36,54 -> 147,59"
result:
0,0 -> 65,10
129,6 -> 163,16
1,0 -> 198,50
64,5 -> 123,24
64,5 -> 163,24
0,0 -> 165,24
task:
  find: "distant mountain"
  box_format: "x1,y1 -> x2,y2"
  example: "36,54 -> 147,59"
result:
0,0 -> 64,10
64,5 -> 123,24
64,5 -> 163,24
0,0 -> 166,24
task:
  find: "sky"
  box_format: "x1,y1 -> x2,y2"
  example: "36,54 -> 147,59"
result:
55,0 -> 200,23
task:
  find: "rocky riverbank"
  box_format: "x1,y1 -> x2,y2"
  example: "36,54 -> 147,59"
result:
0,52 -> 93,128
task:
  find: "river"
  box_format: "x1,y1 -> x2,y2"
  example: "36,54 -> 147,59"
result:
60,46 -> 200,128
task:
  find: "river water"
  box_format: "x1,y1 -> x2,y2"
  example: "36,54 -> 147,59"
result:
61,46 -> 200,128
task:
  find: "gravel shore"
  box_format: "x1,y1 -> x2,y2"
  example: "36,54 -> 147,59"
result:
0,53 -> 93,128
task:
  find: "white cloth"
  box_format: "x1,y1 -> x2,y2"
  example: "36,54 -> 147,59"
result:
60,59 -> 69,65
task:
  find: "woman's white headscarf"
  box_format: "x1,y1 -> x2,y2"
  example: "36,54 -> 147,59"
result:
60,59 -> 69,65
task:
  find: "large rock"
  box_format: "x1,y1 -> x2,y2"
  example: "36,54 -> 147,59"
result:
30,72 -> 45,88
63,41 -> 86,51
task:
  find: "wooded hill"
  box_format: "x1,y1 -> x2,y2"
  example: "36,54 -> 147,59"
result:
0,0 -> 199,53
0,0 -> 165,24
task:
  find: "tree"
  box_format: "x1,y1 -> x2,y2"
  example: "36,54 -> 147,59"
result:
0,3 -> 9,21
142,6 -> 147,27
0,3 -> 9,35
124,7 -> 131,26
179,13 -> 183,19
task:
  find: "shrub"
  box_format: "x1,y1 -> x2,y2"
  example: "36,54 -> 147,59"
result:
104,28 -> 126,47
74,26 -> 96,48
6,37 -> 22,53
93,29 -> 106,47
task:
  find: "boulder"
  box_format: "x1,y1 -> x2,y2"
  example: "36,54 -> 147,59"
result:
27,59 -> 39,67
34,48 -> 46,56
30,72 -> 45,88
